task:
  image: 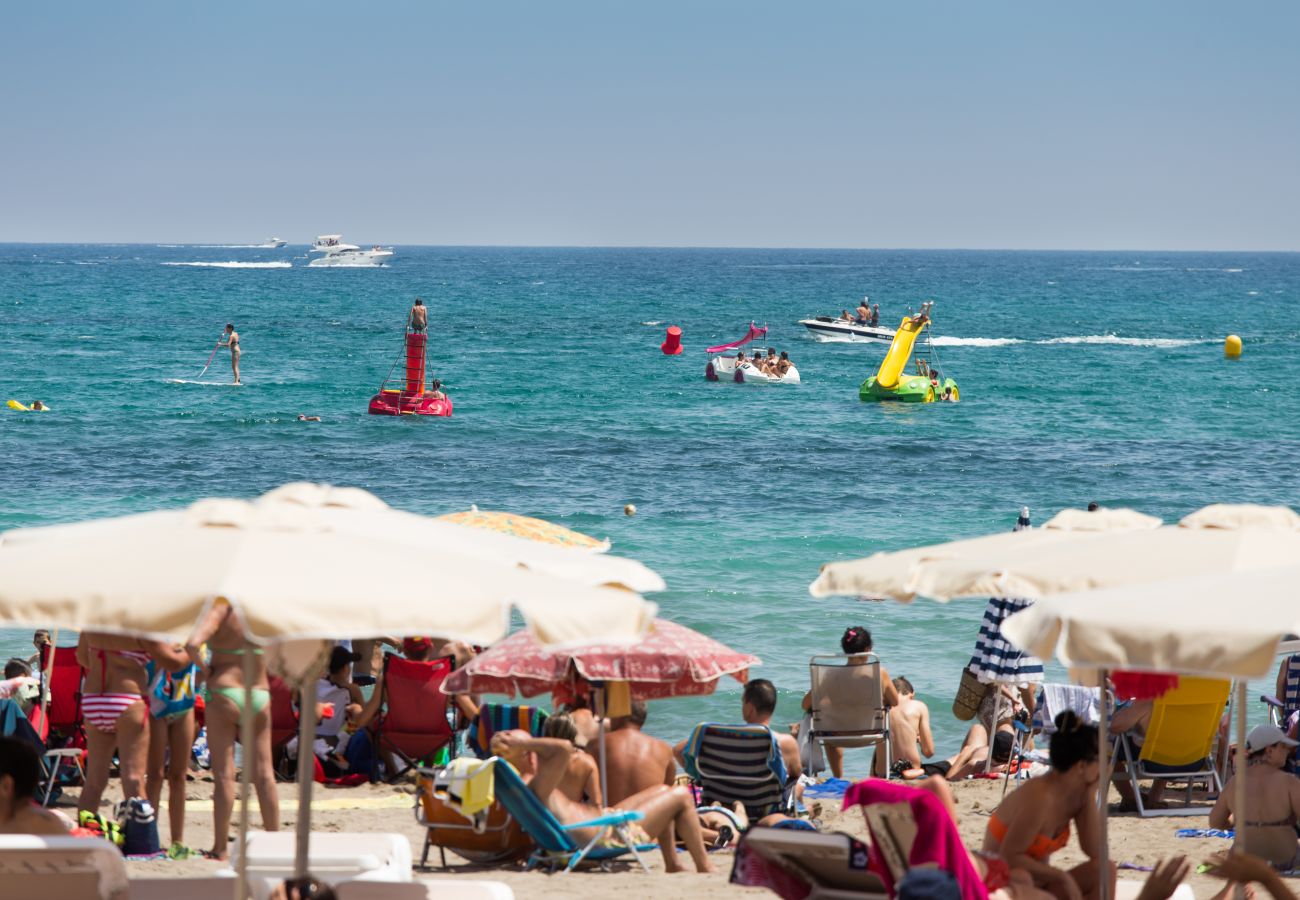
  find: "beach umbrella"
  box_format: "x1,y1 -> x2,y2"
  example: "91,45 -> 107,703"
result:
808,507 -> 1163,602
443,618 -> 760,801
438,507 -> 611,551
0,483 -> 659,897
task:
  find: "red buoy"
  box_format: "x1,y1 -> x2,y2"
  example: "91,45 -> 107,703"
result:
368,330 -> 453,417
661,325 -> 683,355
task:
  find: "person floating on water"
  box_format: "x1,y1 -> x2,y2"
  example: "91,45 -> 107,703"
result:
29,400 -> 45,411
408,298 -> 427,333
217,324 -> 241,385
297,414 -> 321,422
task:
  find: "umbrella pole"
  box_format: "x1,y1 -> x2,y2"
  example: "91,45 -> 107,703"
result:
984,687 -> 1001,774
596,686 -> 608,806
1234,680 -> 1247,856
235,646 -> 255,900
294,675 -> 319,878
1097,669 -> 1111,900
39,626 -> 57,733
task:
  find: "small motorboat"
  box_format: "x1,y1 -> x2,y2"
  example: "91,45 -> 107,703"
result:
704,323 -> 800,385
798,315 -> 896,343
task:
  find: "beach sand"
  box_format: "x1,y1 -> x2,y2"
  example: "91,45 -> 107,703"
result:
82,773 -> 1246,898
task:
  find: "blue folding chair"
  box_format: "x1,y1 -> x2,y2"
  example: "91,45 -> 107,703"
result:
492,758 -> 655,872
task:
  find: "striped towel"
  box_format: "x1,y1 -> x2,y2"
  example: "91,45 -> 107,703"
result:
1282,654 -> 1300,717
684,724 -> 788,819
967,597 -> 1045,686
467,704 -> 549,759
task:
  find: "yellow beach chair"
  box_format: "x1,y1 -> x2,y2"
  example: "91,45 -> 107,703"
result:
1114,676 -> 1230,817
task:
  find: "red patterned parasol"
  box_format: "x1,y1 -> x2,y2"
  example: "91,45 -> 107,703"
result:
442,618 -> 759,701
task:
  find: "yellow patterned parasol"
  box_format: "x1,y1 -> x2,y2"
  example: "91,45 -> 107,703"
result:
439,506 -> 610,551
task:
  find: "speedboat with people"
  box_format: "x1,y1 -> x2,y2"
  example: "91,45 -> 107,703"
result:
860,302 -> 959,403
798,315 -> 896,344
309,235 -> 395,267
704,323 -> 800,384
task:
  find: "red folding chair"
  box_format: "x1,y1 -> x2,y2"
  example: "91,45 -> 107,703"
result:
268,674 -> 299,780
28,645 -> 87,804
374,654 -> 454,780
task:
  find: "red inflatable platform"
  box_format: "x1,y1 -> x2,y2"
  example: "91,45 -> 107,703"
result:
368,331 -> 453,417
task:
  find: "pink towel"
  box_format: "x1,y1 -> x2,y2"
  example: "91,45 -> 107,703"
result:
842,779 -> 988,900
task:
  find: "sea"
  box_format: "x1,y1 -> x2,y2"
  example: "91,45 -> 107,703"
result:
2,243 -> 1298,773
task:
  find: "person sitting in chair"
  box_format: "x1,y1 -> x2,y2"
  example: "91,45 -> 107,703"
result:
800,627 -> 900,778
491,729 -> 717,874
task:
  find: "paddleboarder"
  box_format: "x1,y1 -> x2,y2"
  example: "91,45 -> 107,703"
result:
217,324 -> 241,385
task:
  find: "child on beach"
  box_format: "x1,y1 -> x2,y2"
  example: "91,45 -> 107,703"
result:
889,676 -> 936,774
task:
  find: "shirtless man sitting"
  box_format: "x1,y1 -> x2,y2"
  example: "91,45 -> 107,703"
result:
889,677 -> 936,774
0,736 -> 71,835
491,729 -> 716,873
600,701 -> 674,806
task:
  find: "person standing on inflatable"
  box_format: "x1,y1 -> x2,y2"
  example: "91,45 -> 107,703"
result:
217,324 -> 241,385
408,298 -> 427,333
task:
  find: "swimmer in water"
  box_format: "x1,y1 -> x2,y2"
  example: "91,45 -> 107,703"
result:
218,324 -> 240,385
297,414 -> 321,422
29,401 -> 45,411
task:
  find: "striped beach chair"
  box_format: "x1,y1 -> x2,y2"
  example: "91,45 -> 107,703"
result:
681,723 -> 790,820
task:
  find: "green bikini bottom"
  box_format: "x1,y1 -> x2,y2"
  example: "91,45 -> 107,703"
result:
204,685 -> 271,714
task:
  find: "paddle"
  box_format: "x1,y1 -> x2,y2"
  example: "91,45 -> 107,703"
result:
197,339 -> 221,378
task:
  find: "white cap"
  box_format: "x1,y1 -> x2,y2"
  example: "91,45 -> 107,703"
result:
1246,723 -> 1299,752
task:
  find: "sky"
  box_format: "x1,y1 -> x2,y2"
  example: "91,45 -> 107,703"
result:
2,2 -> 1297,250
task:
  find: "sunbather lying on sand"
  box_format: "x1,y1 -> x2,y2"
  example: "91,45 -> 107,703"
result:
491,729 -> 717,873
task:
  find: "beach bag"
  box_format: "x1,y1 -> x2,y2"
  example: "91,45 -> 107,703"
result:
120,797 -> 160,856
951,668 -> 988,722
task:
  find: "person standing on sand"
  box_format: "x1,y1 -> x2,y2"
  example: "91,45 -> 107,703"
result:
218,323 -> 241,384
408,298 -> 427,333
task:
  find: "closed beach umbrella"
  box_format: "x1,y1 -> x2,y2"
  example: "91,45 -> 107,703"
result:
438,507 -> 611,551
808,507 -> 1162,601
967,597 -> 1045,685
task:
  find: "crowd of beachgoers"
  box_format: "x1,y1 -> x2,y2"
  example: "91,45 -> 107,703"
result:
1,612 -> 1299,900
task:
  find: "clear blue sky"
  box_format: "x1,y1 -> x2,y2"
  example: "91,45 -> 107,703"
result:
3,2 -> 1297,249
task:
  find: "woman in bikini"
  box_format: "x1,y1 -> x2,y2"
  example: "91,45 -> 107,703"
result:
1209,724 -> 1300,870
983,711 -> 1114,900
186,601 -> 280,859
145,653 -> 200,857
76,633 -> 189,823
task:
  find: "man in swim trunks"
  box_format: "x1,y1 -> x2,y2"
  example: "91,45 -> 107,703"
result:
409,298 -> 427,333
601,701 -> 675,807
856,299 -> 872,323
218,324 -> 241,385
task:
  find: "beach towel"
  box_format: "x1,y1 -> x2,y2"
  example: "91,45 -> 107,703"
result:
467,704 -> 549,759
843,779 -> 988,900
967,598 -> 1045,687
443,757 -> 497,817
1035,684 -> 1101,731
804,778 -> 852,800
1175,828 -> 1234,839
1280,654 -> 1300,717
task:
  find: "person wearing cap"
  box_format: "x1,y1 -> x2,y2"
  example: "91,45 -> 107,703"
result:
288,646 -> 367,776
1209,724 -> 1300,869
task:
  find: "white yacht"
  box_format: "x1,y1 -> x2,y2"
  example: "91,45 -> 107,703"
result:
308,235 -> 394,267
260,237 -> 288,248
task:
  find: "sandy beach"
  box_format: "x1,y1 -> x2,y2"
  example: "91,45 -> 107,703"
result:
93,772 -> 1243,898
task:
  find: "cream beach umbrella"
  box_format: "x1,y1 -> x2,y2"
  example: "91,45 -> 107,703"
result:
808,507 -> 1163,601
0,483 -> 658,894
1001,565 -> 1300,898
904,504 -> 1300,603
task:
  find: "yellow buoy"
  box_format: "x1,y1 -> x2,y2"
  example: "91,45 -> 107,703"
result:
1224,335 -> 1242,359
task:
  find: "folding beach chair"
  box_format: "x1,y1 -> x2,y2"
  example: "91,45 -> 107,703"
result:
682,723 -> 791,819
807,654 -> 891,778
491,757 -> 653,872
464,703 -> 549,760
414,764 -> 530,869
373,653 -> 455,780
1004,682 -> 1104,795
26,645 -> 86,804
1113,676 -> 1230,817
731,827 -> 888,899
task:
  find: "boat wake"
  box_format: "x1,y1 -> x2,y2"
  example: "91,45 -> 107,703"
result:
162,261 -> 292,269
930,336 -> 1023,347
1039,335 -> 1208,348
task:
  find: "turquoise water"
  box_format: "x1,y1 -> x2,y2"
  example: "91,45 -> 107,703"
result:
2,244 -> 1298,770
